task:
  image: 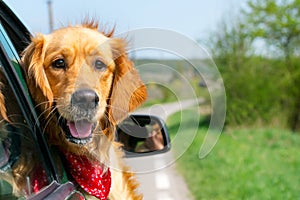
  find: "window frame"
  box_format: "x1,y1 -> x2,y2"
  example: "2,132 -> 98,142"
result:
0,2 -> 59,185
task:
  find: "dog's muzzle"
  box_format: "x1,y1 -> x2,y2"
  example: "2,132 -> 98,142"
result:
59,89 -> 100,145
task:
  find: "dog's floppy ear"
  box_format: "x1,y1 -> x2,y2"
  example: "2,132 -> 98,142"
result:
108,39 -> 147,124
21,34 -> 53,106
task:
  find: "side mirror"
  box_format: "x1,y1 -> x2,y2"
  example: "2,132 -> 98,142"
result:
116,115 -> 171,157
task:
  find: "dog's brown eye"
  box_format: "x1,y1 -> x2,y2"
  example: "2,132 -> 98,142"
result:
52,59 -> 66,69
94,60 -> 107,71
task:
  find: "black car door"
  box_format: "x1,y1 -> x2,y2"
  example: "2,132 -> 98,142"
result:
0,2 -> 74,199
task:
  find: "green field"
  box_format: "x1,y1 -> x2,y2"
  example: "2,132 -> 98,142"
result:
167,110 -> 300,200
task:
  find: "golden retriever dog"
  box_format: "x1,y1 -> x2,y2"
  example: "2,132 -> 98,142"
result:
0,20 -> 146,199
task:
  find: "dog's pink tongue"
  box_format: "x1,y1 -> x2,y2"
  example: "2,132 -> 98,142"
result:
68,120 -> 93,139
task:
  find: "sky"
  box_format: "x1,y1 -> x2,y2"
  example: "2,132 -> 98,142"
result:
4,0 -> 247,38
4,0 -> 248,59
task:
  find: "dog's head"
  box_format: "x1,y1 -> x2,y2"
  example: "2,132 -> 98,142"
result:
21,22 -> 146,149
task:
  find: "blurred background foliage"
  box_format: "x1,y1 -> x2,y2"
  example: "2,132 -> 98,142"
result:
208,0 -> 300,131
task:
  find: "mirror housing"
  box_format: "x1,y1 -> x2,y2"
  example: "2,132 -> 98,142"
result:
116,114 -> 171,157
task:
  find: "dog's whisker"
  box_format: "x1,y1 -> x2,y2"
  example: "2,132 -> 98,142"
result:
34,105 -> 68,135
35,106 -> 53,118
33,100 -> 58,110
33,101 -> 60,123
42,110 -> 61,135
36,103 -> 65,122
34,107 -> 56,128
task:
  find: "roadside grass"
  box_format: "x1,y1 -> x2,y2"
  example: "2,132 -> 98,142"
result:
167,110 -> 300,200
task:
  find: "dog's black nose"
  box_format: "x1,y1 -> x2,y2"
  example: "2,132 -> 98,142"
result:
71,89 -> 99,109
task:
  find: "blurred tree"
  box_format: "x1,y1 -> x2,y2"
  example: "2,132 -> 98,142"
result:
245,0 -> 300,67
209,19 -> 252,70
208,18 -> 277,126
245,0 -> 300,131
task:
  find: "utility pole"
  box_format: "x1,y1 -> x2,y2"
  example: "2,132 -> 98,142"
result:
47,0 -> 54,32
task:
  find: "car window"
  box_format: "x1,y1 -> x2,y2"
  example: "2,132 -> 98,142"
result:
0,23 -> 53,199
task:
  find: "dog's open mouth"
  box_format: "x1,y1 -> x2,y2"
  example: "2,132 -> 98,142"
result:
66,120 -> 94,145
58,116 -> 95,145
67,120 -> 93,139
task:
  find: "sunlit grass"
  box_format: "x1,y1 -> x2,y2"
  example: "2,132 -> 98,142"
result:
167,110 -> 300,200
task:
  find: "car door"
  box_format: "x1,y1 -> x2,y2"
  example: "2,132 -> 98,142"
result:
0,3 -> 85,199
0,23 -> 57,199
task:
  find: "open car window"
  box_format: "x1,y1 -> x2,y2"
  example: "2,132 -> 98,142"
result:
0,22 -> 54,199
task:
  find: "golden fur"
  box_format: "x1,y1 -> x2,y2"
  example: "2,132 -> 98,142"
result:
0,21 -> 146,199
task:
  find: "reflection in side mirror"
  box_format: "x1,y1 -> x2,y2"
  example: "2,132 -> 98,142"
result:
116,115 -> 171,157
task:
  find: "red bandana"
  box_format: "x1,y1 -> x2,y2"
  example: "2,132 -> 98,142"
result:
63,152 -> 111,200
